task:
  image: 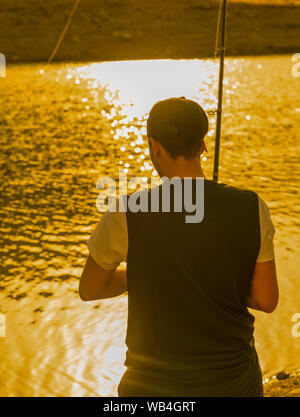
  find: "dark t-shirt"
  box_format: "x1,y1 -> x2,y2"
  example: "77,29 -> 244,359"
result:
88,179 -> 274,396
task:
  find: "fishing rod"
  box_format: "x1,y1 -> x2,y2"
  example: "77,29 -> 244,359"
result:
213,0 -> 228,182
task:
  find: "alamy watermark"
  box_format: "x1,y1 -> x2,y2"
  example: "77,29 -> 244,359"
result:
0,314 -> 6,337
291,313 -> 300,338
291,53 -> 300,78
0,53 -> 5,77
96,170 -> 205,223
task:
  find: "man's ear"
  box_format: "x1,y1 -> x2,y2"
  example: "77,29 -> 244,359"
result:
148,136 -> 153,148
148,137 -> 160,158
148,136 -> 155,149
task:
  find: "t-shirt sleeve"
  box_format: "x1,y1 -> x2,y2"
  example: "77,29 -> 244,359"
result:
256,196 -> 275,263
87,210 -> 128,270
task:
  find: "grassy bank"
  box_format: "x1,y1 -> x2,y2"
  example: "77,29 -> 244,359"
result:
0,0 -> 299,63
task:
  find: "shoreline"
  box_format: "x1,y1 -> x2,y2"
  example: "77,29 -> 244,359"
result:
1,1 -> 299,64
3,52 -> 294,67
263,370 -> 300,397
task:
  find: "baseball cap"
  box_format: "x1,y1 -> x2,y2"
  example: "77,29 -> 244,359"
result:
147,97 -> 209,148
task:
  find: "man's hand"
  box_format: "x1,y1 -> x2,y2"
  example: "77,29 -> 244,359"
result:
79,254 -> 127,301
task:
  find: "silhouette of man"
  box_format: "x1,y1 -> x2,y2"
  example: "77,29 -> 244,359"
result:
80,97 -> 278,397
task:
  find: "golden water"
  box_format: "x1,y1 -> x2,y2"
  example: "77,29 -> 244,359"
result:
0,56 -> 299,396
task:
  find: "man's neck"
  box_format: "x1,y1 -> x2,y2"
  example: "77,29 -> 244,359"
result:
161,157 -> 206,179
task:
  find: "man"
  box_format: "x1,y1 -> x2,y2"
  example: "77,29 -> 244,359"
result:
79,97 -> 279,397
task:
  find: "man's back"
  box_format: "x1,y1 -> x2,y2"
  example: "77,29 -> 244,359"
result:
123,179 -> 260,392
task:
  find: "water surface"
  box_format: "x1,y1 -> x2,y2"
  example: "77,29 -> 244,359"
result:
0,55 -> 299,396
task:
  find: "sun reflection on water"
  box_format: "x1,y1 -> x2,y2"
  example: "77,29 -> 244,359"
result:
77,59 -> 219,117
66,59 -> 230,180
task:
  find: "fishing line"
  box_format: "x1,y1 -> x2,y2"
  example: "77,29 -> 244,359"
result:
214,0 -> 224,58
43,0 -> 81,70
206,0 -> 225,117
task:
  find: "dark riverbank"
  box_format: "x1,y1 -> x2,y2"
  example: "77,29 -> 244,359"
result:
264,370 -> 300,397
1,0 -> 300,63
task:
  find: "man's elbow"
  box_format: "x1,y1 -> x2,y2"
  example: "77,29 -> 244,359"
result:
79,284 -> 93,302
79,289 -> 88,301
260,296 -> 279,314
262,303 -> 278,314
247,294 -> 279,313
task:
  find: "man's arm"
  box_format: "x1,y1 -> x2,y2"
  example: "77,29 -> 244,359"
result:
247,197 -> 279,313
79,254 -> 127,301
79,209 -> 128,301
246,259 -> 279,313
